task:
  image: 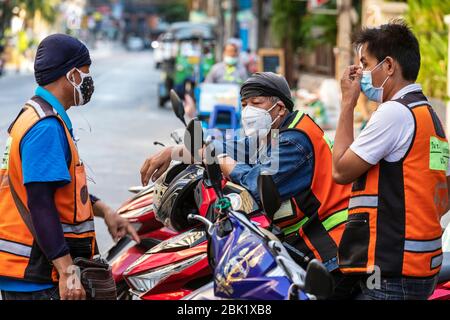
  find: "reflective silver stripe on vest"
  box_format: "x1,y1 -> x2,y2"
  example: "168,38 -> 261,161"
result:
407,101 -> 431,108
62,220 -> 95,234
431,254 -> 443,269
0,239 -> 32,257
404,238 -> 442,253
26,99 -> 46,118
349,196 -> 378,209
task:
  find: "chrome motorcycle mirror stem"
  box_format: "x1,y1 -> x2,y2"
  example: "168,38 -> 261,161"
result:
188,214 -> 214,236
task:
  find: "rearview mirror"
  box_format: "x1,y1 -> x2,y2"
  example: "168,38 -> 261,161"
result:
304,259 -> 335,300
257,174 -> 282,221
204,144 -> 223,198
170,89 -> 186,127
184,119 -> 204,162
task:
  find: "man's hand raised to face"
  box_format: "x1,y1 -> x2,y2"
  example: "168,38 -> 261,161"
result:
340,65 -> 362,108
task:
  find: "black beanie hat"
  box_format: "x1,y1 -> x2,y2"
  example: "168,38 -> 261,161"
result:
34,34 -> 91,86
240,72 -> 294,112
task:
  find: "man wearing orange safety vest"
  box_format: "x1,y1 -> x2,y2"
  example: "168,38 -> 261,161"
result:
0,34 -> 139,300
333,21 -> 450,300
140,72 -> 355,299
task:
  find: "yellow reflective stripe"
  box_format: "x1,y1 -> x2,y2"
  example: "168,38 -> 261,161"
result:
288,112 -> 303,129
282,209 -> 348,235
322,209 -> 348,231
283,216 -> 309,235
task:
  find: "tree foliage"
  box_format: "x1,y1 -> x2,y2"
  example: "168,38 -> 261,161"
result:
157,0 -> 189,23
16,0 -> 59,24
406,0 -> 450,99
298,0 -> 337,51
271,0 -> 307,49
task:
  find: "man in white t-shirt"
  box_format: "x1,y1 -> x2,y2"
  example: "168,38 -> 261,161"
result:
332,20 -> 450,300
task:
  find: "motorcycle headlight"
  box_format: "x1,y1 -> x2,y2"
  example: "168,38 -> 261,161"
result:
126,253 -> 207,293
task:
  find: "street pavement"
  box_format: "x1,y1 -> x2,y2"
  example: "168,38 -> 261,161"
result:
0,46 -> 183,253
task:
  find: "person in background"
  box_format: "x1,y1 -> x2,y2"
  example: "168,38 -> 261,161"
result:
0,34 -> 139,300
204,42 -> 248,85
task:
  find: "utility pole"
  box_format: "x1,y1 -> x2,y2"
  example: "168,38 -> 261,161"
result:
229,0 -> 238,38
335,0 -> 353,80
216,0 -> 225,59
256,0 -> 264,50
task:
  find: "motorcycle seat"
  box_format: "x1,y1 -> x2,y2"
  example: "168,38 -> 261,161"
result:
438,252 -> 450,283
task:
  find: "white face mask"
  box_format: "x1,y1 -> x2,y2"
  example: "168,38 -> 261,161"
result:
66,68 -> 95,106
241,102 -> 279,137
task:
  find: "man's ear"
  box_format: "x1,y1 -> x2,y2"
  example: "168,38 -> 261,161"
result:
67,68 -> 81,84
277,101 -> 287,117
385,56 -> 396,76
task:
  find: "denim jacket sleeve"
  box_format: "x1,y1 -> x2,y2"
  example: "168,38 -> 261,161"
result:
226,130 -> 314,202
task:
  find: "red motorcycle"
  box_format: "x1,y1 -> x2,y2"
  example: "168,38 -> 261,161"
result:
122,167 -> 271,299
120,120 -> 279,300
106,90 -> 188,299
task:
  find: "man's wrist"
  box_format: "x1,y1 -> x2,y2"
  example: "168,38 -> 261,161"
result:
89,194 -> 100,206
341,99 -> 357,110
53,254 -> 74,275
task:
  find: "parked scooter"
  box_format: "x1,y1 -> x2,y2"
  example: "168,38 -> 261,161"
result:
105,90 -> 189,299
122,119 -> 271,299
183,146 -> 334,300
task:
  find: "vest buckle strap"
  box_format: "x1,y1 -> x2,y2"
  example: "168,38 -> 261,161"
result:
0,239 -> 32,258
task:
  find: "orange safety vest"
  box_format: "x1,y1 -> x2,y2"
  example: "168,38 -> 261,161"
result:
0,96 -> 96,283
276,112 -> 351,267
338,91 -> 448,278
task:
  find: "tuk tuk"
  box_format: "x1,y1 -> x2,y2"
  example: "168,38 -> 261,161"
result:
157,22 -> 216,107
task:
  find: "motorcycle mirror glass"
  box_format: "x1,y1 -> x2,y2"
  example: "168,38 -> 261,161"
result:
170,89 -> 186,127
184,119 -> 204,162
257,174 -> 282,221
304,259 -> 335,300
204,144 -> 223,197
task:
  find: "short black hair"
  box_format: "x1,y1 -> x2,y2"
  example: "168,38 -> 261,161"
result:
353,20 -> 420,81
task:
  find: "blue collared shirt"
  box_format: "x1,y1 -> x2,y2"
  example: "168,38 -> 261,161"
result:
213,111 -> 314,202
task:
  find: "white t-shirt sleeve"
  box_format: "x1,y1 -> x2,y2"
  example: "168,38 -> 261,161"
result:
350,102 -> 415,165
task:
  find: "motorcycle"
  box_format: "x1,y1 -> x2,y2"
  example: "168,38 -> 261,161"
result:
182,145 -> 334,300
122,119 -> 271,300
106,90 -> 189,299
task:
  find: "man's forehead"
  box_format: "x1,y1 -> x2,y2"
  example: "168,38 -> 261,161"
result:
358,43 -> 377,62
241,96 -> 268,102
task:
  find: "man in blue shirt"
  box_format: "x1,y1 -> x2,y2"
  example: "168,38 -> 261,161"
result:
140,72 -> 358,299
0,34 -> 139,300
141,73 -> 314,203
